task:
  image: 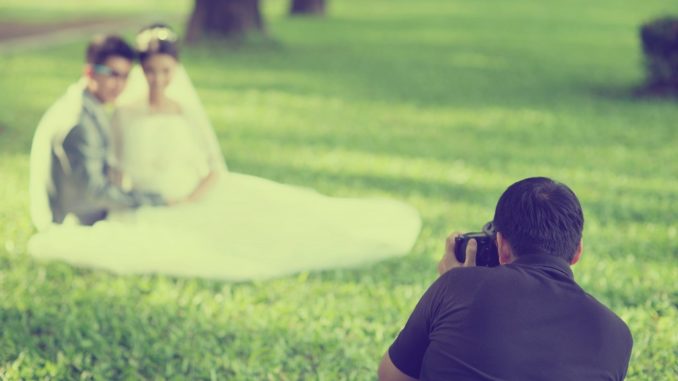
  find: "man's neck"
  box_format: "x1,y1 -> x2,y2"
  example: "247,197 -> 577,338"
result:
84,88 -> 105,105
82,89 -> 115,122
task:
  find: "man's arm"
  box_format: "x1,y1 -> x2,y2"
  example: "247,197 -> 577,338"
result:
379,232 -> 478,380
64,122 -> 165,210
378,351 -> 418,381
380,271 -> 451,381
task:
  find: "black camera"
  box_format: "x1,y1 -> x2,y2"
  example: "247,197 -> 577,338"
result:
454,221 -> 499,267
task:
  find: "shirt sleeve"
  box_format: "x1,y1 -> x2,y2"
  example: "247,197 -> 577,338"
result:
388,276 -> 446,379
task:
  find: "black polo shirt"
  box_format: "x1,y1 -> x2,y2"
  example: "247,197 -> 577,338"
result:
389,255 -> 633,381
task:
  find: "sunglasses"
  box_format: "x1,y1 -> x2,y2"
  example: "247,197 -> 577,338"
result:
93,64 -> 129,80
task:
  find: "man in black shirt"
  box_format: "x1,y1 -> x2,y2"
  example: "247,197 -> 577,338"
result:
378,177 -> 633,381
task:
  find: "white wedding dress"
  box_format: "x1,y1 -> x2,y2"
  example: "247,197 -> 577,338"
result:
28,106 -> 421,281
28,66 -> 420,280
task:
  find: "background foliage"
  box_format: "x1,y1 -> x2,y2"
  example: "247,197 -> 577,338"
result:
1,0 -> 676,379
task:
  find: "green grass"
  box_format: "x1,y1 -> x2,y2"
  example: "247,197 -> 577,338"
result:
1,0 -> 677,379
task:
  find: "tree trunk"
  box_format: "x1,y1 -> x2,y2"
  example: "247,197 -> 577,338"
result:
290,0 -> 326,16
186,0 -> 264,43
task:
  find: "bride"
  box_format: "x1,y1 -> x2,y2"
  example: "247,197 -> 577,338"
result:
28,24 -> 421,281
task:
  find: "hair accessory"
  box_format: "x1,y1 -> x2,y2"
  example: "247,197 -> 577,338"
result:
136,25 -> 178,52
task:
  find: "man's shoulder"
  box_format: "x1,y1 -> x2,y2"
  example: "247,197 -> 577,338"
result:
583,291 -> 633,335
62,110 -> 105,151
579,292 -> 634,368
65,112 -> 94,138
435,265 -> 513,298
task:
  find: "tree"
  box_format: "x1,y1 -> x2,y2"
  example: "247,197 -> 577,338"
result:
639,17 -> 678,95
186,0 -> 264,42
290,0 -> 326,16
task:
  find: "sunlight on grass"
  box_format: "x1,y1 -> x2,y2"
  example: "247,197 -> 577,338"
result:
0,0 -> 676,379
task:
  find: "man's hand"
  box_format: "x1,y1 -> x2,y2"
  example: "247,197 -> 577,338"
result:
108,168 -> 124,187
108,167 -> 134,191
166,197 -> 187,207
438,232 -> 477,275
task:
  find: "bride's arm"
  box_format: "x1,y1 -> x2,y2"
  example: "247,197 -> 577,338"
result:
186,170 -> 220,203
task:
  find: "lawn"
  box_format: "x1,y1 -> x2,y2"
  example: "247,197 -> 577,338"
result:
1,0 -> 677,379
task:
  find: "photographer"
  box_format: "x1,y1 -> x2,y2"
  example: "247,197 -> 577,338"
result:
378,177 -> 632,381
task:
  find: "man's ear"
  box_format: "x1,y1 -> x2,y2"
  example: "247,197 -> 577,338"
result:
84,64 -> 94,78
570,239 -> 583,265
496,232 -> 513,265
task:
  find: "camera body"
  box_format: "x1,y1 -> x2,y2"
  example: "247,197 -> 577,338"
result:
454,222 -> 499,267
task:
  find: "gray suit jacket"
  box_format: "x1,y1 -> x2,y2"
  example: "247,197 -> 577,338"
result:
49,91 -> 165,225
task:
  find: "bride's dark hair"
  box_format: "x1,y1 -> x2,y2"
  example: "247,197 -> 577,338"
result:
136,23 -> 179,62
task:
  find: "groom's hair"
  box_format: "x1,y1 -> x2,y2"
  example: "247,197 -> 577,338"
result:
86,35 -> 136,65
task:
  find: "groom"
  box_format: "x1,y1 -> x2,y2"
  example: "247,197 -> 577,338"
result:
40,34 -> 166,226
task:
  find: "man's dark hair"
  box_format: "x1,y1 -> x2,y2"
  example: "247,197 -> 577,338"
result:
493,177 -> 584,262
86,35 -> 136,65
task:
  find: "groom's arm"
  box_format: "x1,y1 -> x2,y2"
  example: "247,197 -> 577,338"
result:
63,120 -> 165,210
